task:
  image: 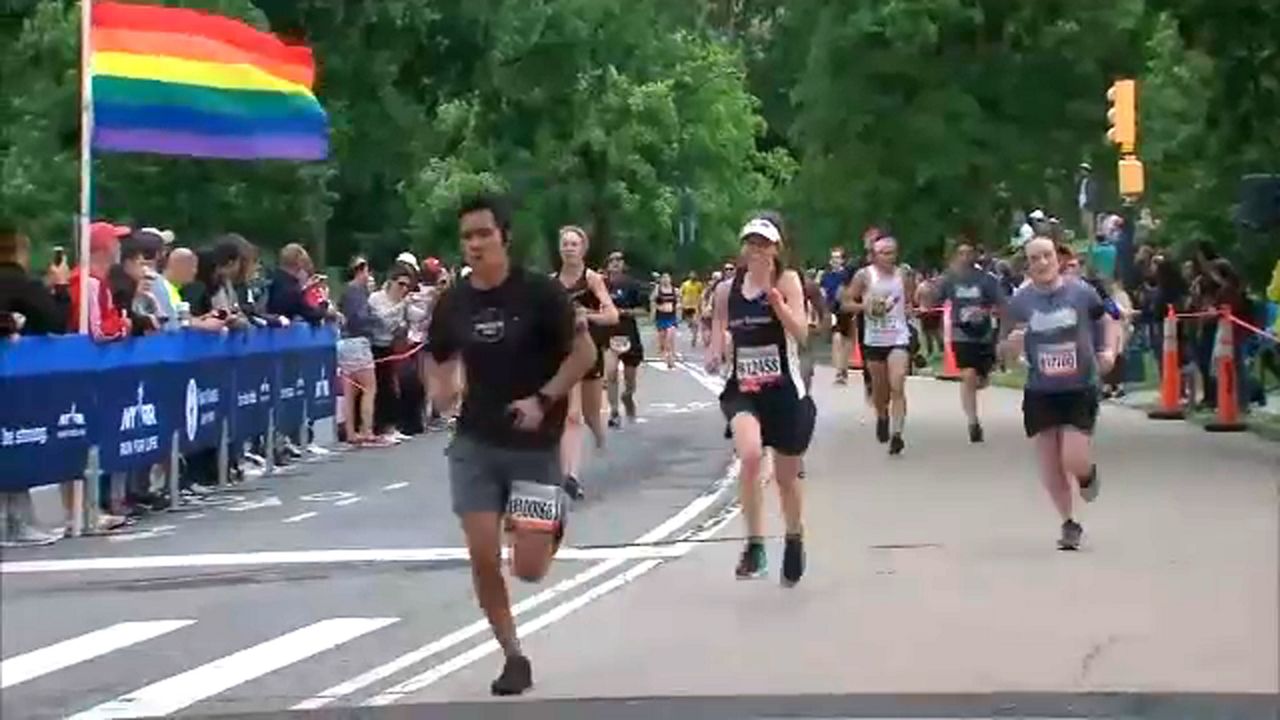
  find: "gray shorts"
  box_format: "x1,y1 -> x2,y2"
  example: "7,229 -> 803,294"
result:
447,433 -> 562,516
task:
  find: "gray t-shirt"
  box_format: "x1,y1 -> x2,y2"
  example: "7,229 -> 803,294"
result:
937,267 -> 1001,344
1008,278 -> 1106,393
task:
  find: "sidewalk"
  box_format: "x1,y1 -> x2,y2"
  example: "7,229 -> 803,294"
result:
405,367 -> 1279,709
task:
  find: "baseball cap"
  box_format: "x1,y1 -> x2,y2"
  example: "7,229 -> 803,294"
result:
739,218 -> 782,244
140,226 -> 176,245
1028,209 -> 1047,221
89,222 -> 130,253
395,252 -> 420,272
422,256 -> 442,273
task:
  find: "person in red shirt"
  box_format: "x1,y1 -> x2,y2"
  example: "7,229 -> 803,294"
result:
68,222 -> 131,340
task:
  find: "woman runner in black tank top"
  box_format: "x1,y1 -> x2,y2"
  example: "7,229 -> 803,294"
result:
707,213 -> 815,586
651,273 -> 680,368
554,226 -> 618,500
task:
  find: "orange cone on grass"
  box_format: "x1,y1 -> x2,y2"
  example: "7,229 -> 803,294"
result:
1148,305 -> 1185,420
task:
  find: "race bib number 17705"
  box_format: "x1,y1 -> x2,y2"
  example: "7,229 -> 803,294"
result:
1036,342 -> 1079,377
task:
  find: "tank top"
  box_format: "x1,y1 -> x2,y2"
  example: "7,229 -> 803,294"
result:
863,265 -> 911,347
726,270 -> 806,399
555,267 -> 600,312
654,286 -> 678,318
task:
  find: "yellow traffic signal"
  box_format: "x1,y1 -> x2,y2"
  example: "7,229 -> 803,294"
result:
1106,79 -> 1137,152
1118,156 -> 1145,197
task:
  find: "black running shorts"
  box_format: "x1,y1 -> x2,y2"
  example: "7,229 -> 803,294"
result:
719,383 -> 817,456
1022,389 -> 1099,438
953,342 -> 996,378
862,344 -> 909,363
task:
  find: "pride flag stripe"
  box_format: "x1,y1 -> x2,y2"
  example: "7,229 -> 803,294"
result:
92,27 -> 313,87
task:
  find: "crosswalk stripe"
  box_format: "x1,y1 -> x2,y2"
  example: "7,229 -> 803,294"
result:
68,617 -> 397,719
1,621 -> 195,690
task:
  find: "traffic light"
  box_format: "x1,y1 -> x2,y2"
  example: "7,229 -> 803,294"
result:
1106,79 -> 1137,152
1118,156 -> 1145,197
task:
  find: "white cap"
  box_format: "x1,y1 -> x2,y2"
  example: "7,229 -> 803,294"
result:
395,252 -> 420,271
1028,209 -> 1047,221
460,266 -> 473,278
139,227 -> 176,244
738,218 -> 781,244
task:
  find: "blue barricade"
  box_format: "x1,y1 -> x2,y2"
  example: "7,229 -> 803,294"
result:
0,324 -> 338,491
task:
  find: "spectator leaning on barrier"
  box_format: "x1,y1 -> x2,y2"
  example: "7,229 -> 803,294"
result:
268,243 -> 331,325
0,226 -> 66,547
369,264 -> 414,441
114,232 -> 165,337
68,221 -> 131,340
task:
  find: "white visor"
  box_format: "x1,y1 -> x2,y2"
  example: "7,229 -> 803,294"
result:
739,218 -> 781,244
395,252 -> 420,272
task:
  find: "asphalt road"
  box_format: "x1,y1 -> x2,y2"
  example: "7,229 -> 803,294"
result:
1,333 -> 737,719
4,326 -> 1278,720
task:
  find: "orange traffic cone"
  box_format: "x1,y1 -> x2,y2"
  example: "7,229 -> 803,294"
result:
848,332 -> 864,370
1205,304 -> 1246,432
937,300 -> 961,381
1147,305 -> 1185,420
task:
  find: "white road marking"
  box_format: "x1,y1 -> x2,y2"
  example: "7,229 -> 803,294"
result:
222,496 -> 282,513
106,526 -> 177,543
184,513 -> 206,520
299,491 -> 356,503
1,620 -> 194,690
281,512 -> 318,524
381,482 -> 409,491
334,496 -> 363,507
365,504 -> 742,704
294,458 -> 740,710
69,618 -> 397,719
0,545 -> 689,574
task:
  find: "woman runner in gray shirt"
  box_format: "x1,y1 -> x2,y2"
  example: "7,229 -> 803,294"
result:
1001,237 -> 1119,551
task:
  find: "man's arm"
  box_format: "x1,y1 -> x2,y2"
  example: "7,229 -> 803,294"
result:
425,290 -> 462,411
842,270 -> 868,314
807,281 -> 831,334
584,270 -> 619,326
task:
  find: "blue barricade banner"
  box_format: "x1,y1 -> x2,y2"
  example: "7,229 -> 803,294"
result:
0,324 -> 338,489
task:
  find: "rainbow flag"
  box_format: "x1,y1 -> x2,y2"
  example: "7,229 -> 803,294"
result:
90,1 -> 328,161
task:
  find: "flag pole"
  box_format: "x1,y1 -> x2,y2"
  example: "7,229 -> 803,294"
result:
77,0 -> 93,335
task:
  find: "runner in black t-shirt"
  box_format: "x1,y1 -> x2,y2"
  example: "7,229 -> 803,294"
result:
601,251 -> 647,427
426,193 -> 597,696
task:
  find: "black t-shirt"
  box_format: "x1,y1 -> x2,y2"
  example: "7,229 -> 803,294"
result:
605,274 -> 646,340
428,266 -> 575,450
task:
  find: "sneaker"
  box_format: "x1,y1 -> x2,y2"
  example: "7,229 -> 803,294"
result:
563,475 -> 585,501
1078,464 -> 1100,503
1058,519 -> 1083,551
607,414 -> 622,430
875,417 -> 890,444
968,423 -> 984,443
1,523 -> 61,548
888,434 -> 905,456
306,444 -> 332,457
188,483 -> 216,496
490,654 -> 533,696
735,542 -> 767,580
781,535 -> 805,587
835,371 -> 848,386
243,452 -> 267,468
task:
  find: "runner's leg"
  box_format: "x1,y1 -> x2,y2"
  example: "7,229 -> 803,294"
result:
1034,429 -> 1072,520
886,348 -> 909,454
1060,427 -> 1096,497
581,377 -> 606,448
622,363 -> 638,419
729,410 -> 767,578
559,384 -> 586,499
773,453 -> 804,536
604,350 -> 623,427
832,328 -> 848,383
867,359 -> 890,442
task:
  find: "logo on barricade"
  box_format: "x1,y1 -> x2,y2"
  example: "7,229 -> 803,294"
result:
118,382 -> 160,458
56,404 -> 87,440
314,364 -> 331,400
1,425 -> 48,448
184,378 -> 222,443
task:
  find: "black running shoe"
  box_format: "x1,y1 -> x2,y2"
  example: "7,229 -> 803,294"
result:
1079,464 -> 1099,503
968,423 -> 984,443
490,654 -> 533,696
1058,519 -> 1083,551
735,542 -> 767,579
781,535 -> 805,587
888,433 -> 905,455
835,371 -> 848,386
875,417 -> 890,443
607,414 -> 622,430
563,475 -> 585,501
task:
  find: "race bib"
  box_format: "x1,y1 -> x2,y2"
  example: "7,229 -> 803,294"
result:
505,481 -> 565,534
609,336 -> 632,353
1036,342 -> 1079,377
735,345 -> 783,393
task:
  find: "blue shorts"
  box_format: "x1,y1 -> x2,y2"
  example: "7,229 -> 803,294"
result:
655,315 -> 679,331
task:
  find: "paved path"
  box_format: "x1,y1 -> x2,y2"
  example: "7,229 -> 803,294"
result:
3,332 -> 1278,719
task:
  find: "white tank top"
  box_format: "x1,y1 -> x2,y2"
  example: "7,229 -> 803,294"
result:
863,265 -> 911,347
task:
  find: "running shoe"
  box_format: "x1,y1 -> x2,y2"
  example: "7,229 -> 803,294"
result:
1058,519 -> 1083,551
781,535 -> 805,587
835,371 -> 848,386
888,433 -> 905,456
607,414 -> 622,430
968,423 -> 984,443
735,542 -> 767,579
563,475 -> 585,501
875,417 -> 890,444
1079,464 -> 1100,503
490,654 -> 533,696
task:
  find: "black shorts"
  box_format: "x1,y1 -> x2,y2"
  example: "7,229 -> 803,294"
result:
719,383 -> 817,456
1022,389 -> 1099,438
834,311 -> 854,337
862,345 -> 910,363
604,334 -> 644,367
681,308 -> 697,321
953,342 -> 996,378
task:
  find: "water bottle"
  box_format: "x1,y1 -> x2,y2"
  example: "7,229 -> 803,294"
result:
177,301 -> 192,328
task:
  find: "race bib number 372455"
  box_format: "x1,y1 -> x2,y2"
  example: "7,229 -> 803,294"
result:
1036,342 -> 1078,377
735,345 -> 783,392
